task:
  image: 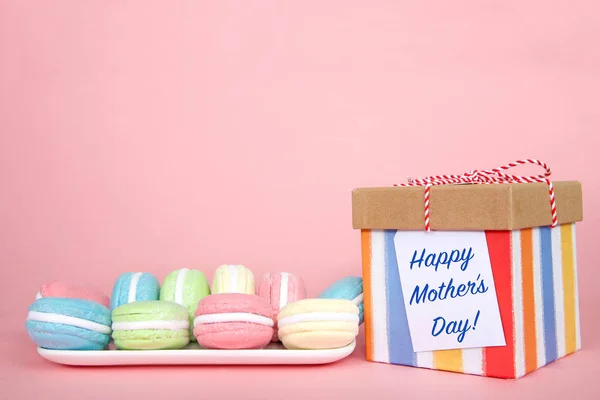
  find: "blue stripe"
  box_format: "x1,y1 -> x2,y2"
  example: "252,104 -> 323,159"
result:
540,227 -> 558,363
384,230 -> 415,366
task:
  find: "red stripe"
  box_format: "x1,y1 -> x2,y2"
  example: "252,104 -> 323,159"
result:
484,231 -> 516,379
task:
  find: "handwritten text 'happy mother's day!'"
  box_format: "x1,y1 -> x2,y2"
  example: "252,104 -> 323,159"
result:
408,248 -> 488,344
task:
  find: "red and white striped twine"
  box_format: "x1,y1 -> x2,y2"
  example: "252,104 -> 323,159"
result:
393,159 -> 557,232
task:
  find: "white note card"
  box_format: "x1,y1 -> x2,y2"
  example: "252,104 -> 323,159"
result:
394,230 -> 506,352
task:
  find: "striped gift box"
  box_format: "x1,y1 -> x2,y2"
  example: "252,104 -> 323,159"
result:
361,223 -> 581,379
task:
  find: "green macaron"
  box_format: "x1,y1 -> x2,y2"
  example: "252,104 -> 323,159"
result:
159,268 -> 210,340
111,300 -> 190,350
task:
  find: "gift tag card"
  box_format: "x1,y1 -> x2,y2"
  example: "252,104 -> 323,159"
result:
394,231 -> 506,352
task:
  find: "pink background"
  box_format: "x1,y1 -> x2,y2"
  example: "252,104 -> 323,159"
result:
1,1 -> 599,398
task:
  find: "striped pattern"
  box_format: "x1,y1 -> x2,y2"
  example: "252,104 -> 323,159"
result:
361,223 -> 581,378
424,185 -> 432,231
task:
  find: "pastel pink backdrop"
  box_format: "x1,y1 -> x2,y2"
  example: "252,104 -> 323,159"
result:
1,1 -> 599,398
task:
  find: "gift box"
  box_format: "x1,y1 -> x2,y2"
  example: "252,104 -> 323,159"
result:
352,161 -> 583,379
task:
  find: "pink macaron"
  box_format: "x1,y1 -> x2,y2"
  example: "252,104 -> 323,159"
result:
258,272 -> 307,342
193,293 -> 275,349
36,281 -> 110,309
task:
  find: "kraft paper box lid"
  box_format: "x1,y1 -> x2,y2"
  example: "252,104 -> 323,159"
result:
352,181 -> 583,231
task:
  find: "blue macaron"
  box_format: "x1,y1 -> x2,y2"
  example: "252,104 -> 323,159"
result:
26,297 -> 112,350
317,276 -> 364,325
110,272 -> 160,310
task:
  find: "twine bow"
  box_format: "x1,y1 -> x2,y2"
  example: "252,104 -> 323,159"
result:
394,159 -> 557,231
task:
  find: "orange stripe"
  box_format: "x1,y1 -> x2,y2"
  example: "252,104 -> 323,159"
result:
361,229 -> 373,361
433,350 -> 463,373
521,228 -> 537,373
561,224 -> 577,355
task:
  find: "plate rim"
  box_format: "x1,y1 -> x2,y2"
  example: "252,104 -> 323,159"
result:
36,340 -> 357,366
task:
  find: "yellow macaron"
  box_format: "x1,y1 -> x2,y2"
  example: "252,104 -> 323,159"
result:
211,264 -> 256,295
277,298 -> 359,350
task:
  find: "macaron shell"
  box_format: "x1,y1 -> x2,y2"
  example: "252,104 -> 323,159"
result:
286,274 -> 307,303
277,298 -> 358,320
278,321 -> 358,337
26,321 -> 110,350
158,271 -> 177,300
29,297 -> 112,326
317,276 -> 363,300
257,273 -> 278,311
195,293 -> 272,318
110,272 -> 129,310
137,273 -> 161,301
112,300 -> 189,322
211,265 -> 255,295
280,331 -> 356,350
39,281 -> 110,309
194,322 -> 273,349
113,329 -> 190,350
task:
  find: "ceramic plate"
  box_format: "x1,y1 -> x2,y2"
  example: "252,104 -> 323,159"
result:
37,341 -> 356,366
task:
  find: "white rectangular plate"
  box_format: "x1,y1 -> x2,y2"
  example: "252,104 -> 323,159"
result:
37,341 -> 356,366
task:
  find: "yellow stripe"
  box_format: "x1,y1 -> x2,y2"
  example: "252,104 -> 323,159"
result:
433,350 -> 463,373
361,230 -> 373,361
561,224 -> 577,355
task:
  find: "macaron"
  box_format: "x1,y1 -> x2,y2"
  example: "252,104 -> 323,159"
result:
26,297 -> 112,350
111,300 -> 190,350
211,264 -> 255,295
317,276 -> 364,325
193,293 -> 274,349
110,272 -> 160,311
277,298 -> 359,350
159,268 -> 211,340
257,272 -> 307,342
36,281 -> 110,309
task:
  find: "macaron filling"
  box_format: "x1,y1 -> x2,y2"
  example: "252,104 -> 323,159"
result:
27,311 -> 112,334
36,292 -> 43,300
279,272 -> 289,309
351,293 -> 364,306
277,312 -> 359,327
127,272 -> 143,303
194,312 -> 274,327
112,320 -> 189,331
174,268 -> 189,305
